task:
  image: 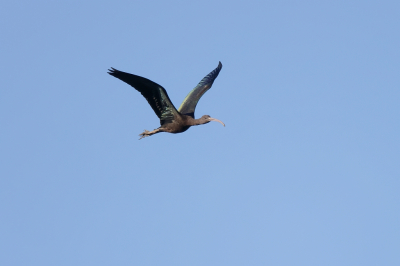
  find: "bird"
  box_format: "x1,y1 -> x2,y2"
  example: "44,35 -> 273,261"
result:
108,62 -> 225,139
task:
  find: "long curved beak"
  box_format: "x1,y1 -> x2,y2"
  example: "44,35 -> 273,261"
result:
209,117 -> 225,127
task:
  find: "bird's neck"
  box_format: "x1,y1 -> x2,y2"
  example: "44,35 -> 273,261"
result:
192,117 -> 207,126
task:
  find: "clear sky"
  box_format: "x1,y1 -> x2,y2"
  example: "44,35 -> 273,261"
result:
1,1 -> 399,265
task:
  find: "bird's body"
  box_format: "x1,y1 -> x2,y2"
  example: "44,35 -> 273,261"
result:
159,115 -> 196,133
108,62 -> 224,139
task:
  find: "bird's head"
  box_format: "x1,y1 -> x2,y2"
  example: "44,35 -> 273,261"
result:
200,115 -> 225,127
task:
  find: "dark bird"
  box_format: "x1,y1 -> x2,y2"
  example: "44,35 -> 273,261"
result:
108,62 -> 225,139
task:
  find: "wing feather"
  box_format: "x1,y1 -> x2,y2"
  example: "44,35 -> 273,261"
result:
108,68 -> 178,125
178,62 -> 222,118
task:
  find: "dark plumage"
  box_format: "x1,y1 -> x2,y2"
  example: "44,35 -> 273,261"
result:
108,62 -> 225,139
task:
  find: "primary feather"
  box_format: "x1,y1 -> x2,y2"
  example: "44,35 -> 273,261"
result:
107,68 -> 178,125
178,61 -> 222,118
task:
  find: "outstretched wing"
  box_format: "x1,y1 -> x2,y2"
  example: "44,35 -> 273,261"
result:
108,68 -> 179,125
178,62 -> 222,118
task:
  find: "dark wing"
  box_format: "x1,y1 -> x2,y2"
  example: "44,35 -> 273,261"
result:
108,68 -> 179,125
178,62 -> 222,118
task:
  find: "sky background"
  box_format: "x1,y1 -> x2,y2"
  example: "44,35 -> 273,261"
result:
1,1 -> 399,265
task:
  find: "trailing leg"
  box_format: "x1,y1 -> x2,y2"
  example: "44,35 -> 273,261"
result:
139,128 -> 162,140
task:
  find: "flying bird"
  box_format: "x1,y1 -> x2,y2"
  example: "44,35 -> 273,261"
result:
108,62 -> 225,139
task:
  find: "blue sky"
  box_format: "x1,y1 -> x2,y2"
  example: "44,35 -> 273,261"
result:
1,1 -> 399,265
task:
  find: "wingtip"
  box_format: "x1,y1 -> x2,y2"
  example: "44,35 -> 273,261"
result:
107,67 -> 117,75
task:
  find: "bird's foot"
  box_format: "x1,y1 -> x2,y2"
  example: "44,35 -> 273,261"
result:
139,130 -> 151,140
138,128 -> 161,140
